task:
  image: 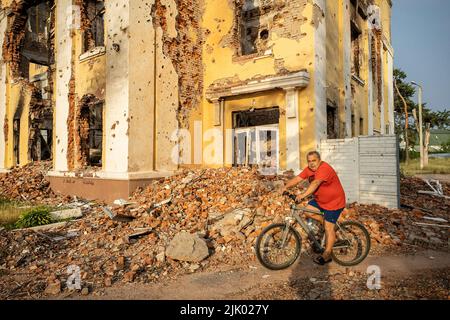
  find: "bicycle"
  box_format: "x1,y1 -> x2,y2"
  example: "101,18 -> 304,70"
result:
255,192 -> 371,270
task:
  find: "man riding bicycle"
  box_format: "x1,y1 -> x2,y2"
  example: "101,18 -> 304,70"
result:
280,151 -> 346,265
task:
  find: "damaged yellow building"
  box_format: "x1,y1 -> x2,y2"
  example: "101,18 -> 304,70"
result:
0,0 -> 394,202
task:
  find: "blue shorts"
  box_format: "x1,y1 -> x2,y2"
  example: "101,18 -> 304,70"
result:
308,199 -> 344,224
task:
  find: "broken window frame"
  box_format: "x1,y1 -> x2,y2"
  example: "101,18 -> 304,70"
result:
327,105 -> 339,139
237,1 -> 271,57
88,102 -> 103,166
232,107 -> 280,128
82,0 -> 105,53
232,107 -> 280,173
351,20 -> 362,79
233,125 -> 279,173
21,2 -> 53,71
83,102 -> 103,167
13,119 -> 20,166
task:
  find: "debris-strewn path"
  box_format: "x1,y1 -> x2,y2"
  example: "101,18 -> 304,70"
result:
61,249 -> 450,300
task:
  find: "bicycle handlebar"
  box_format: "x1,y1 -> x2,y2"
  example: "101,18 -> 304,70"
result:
282,191 -> 298,202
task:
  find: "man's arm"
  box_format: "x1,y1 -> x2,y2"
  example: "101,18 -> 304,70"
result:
296,179 -> 322,201
280,176 -> 305,193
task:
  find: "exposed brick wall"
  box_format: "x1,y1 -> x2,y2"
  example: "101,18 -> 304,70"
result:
152,0 -> 205,129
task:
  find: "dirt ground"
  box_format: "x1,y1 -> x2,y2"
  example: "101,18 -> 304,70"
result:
51,248 -> 449,300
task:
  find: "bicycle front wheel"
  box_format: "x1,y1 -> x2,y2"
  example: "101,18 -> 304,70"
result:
255,223 -> 302,270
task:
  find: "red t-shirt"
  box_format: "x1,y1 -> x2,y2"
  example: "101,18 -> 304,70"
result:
298,161 -> 346,210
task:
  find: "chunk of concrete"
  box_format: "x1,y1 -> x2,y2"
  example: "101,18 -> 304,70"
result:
211,208 -> 253,236
50,208 -> 83,221
166,231 -> 209,262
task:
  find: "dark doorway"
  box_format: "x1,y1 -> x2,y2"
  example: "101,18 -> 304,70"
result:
327,105 -> 338,139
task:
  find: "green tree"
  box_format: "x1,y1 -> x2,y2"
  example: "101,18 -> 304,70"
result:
394,68 -> 417,162
394,68 -> 450,164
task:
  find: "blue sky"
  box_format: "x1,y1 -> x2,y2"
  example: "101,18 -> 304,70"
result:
392,0 -> 450,111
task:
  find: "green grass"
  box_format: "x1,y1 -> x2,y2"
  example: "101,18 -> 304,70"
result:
400,157 -> 450,176
0,198 -> 58,230
14,206 -> 52,229
0,199 -> 31,229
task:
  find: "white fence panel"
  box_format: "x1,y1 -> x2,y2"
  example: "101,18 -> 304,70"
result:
320,135 -> 400,209
320,138 -> 359,204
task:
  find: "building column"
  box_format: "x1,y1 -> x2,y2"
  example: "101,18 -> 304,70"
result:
52,0 -> 74,172
342,0 -> 352,137
367,27 -> 374,136
386,49 -> 395,134
211,97 -> 225,167
284,88 -> 300,173
313,0 -> 327,147
101,0 -> 156,179
380,47 -> 385,135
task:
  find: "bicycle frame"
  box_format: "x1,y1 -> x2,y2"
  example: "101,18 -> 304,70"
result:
280,200 -> 350,252
281,203 -> 324,250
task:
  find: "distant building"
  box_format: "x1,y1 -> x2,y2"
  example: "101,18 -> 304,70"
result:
399,129 -> 450,152
429,130 -> 450,151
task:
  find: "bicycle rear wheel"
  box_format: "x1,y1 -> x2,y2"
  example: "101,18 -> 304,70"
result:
331,220 -> 371,266
255,223 -> 302,270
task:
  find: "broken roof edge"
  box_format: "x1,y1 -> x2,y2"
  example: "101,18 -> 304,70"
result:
206,70 -> 310,102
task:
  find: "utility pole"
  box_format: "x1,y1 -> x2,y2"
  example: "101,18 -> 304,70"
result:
394,78 -> 409,163
411,81 -> 423,169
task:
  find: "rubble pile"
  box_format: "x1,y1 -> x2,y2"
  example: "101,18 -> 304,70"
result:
400,177 -> 450,215
0,166 -> 449,299
0,167 -> 294,298
0,161 -> 67,204
343,177 -> 449,254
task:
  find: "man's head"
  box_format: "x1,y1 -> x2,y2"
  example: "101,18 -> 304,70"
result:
306,151 -> 321,171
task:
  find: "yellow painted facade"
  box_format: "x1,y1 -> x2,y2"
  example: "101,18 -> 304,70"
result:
196,0 -> 394,171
